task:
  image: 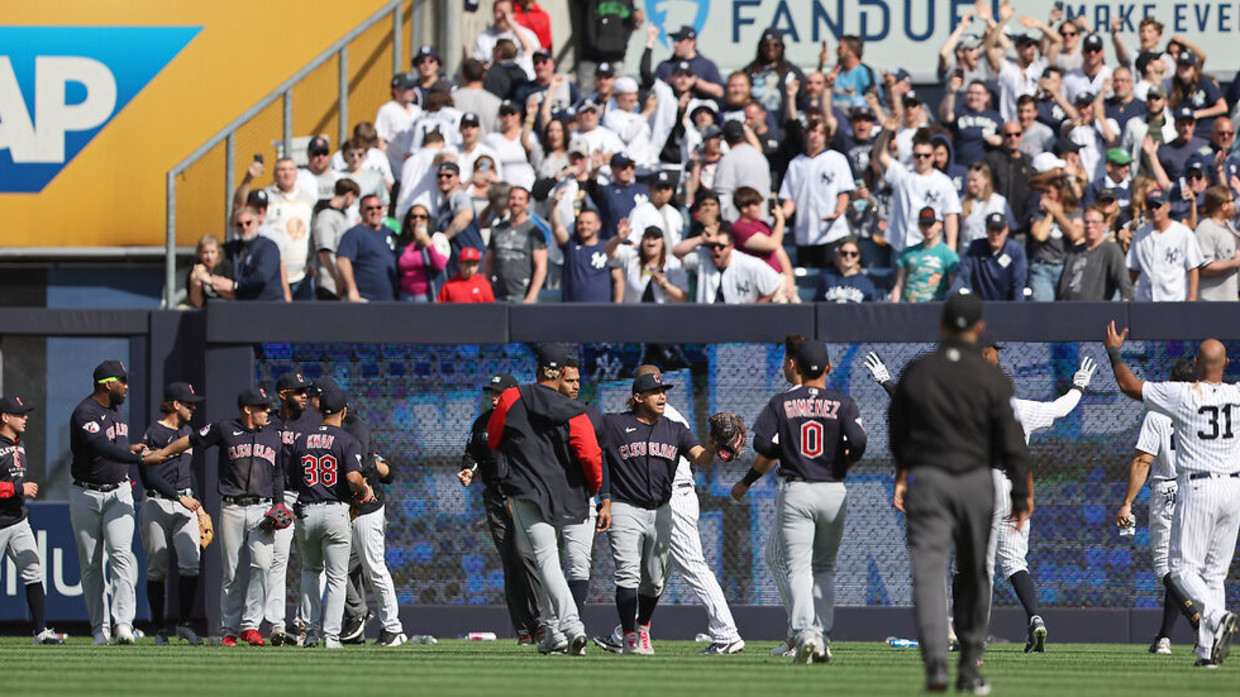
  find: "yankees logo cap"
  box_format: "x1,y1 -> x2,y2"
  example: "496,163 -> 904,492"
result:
164,382 -> 205,403
985,212 -> 1008,230
0,396 -> 34,415
237,386 -> 272,409
318,387 -> 349,415
276,372 -> 312,393
484,373 -> 518,393
632,373 -> 674,394
93,360 -> 128,383
306,376 -> 339,398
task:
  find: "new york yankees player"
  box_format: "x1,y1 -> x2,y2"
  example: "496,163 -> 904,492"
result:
0,396 -> 64,644
266,372 -> 317,645
149,386 -> 286,647
1116,360 -> 1202,655
732,340 -> 867,665
139,382 -> 207,645
1106,324 -> 1240,668
603,373 -> 715,655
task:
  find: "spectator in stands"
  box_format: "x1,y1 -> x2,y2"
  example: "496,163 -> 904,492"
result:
530,117 -> 571,180
891,206 -> 959,303
675,226 -> 782,303
1053,137 -> 1088,203
714,120 -> 771,223
395,203 -> 448,302
718,71 -> 754,124
242,157 -> 315,300
483,39 -> 529,101
1025,153 -> 1083,301
299,136 -> 340,203
985,121 -> 1033,224
512,0 -> 550,50
1168,50 -> 1226,140
1208,118 -> 1236,171
1120,86 -> 1173,176
872,123 -> 962,254
577,0 -> 642,86
214,207 -> 287,302
454,112 -> 501,182
729,187 -> 797,302
376,72 -> 421,179
839,104 -> 881,179
482,186 -> 546,302
743,28 -> 804,118
1152,107 -> 1213,218
1195,185 -> 1240,301
601,76 -> 658,174
1111,16 -> 1175,79
845,168 -> 894,270
1032,67 -> 1075,133
1049,11 -> 1087,71
684,124 -> 724,202
581,62 -> 618,112
336,194 -> 398,302
516,52 -> 579,123
930,133 -> 969,203
410,88 -> 464,150
436,247 -> 493,303
1062,33 -> 1111,103
467,157 -> 502,226
985,2 -> 1061,121
606,220 -> 687,304
1062,91 -> 1118,180
312,178 -> 361,301
815,236 -> 879,303
778,117 -> 853,267
893,89 -> 931,166
331,122 -> 393,191
338,138 -> 386,207
959,162 -> 1013,249
433,162 -> 485,277
827,35 -> 877,110
952,212 -> 1027,300
655,26 -> 724,100
411,46 -> 452,104
585,152 -> 646,239
549,194 -> 610,303
1083,148 -> 1133,209
454,59 -> 502,134
743,100 -> 789,184
483,101 -> 536,189
186,234 -> 234,308
395,130 -> 449,219
1057,204 -> 1133,300
1009,97 -> 1051,160
1104,66 -> 1145,135
1126,188 -> 1203,301
628,170 -> 685,248
937,15 -> 990,88
939,79 -> 1003,168
571,97 -> 625,158
473,1 -> 539,80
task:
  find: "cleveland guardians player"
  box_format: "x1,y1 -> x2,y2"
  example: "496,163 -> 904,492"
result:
70,360 -> 185,646
459,373 -> 543,645
602,372 -> 715,655
1105,323 -> 1240,668
731,340 -> 867,665
149,386 -> 286,647
139,382 -> 207,645
766,334 -> 809,657
266,372 -> 317,646
1116,360 -> 1202,655
488,344 -> 603,656
288,387 -> 374,649
0,396 -> 64,644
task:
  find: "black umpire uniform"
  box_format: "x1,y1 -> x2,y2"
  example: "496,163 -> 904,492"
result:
888,293 -> 1030,693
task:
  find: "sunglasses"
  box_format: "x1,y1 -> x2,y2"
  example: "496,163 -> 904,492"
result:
408,213 -> 429,220
1003,132 -> 1022,137
913,152 -> 934,159
1061,31 -> 1078,37
437,173 -> 457,179
235,221 -> 255,228
707,243 -> 730,250
1083,47 -> 1101,53
363,205 -> 384,211
837,249 -> 860,258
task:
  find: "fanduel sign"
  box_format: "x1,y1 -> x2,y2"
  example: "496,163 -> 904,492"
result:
0,26 -> 200,193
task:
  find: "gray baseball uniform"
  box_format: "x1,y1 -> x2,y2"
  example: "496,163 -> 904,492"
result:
267,410 -> 319,632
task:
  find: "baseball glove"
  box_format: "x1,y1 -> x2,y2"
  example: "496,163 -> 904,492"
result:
708,412 -> 746,462
198,511 -> 215,549
261,503 -> 294,531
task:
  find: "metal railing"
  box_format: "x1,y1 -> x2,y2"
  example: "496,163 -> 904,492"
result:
163,0 -> 418,307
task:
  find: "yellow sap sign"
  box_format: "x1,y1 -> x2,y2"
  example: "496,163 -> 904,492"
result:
1,1 -> 400,247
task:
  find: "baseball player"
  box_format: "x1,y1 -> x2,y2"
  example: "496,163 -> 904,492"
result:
0,396 -> 64,645
765,334 -> 808,657
288,386 -> 374,649
148,386 -> 287,647
487,344 -> 603,656
458,373 -> 544,645
266,372 -> 317,645
732,339 -> 867,664
70,360 -> 187,646
1105,324 -> 1240,668
139,382 -> 208,645
1115,359 -> 1202,655
601,372 -> 715,655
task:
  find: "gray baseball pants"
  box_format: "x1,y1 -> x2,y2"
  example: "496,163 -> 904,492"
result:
608,500 -> 672,596
266,490 -> 299,631
509,497 -> 584,641
778,480 -> 847,647
219,502 -> 273,636
348,506 -> 402,633
69,484 -> 137,637
297,501 -> 352,643
140,496 -> 200,580
0,519 -> 42,583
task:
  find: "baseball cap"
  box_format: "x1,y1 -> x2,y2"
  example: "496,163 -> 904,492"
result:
794,340 -> 830,374
318,387 -> 349,415
306,376 -> 339,398
613,76 -> 639,94
610,152 -> 634,168
460,112 -> 481,127
568,136 -> 589,156
0,396 -> 34,415
1178,49 -> 1198,66
390,72 -> 416,90
651,170 -> 678,189
918,206 -> 939,226
276,372 -> 311,393
672,60 -> 694,75
760,28 -> 783,44
595,61 -> 615,77
943,291 -> 984,331
237,386 -> 272,409
1145,188 -> 1168,207
94,360 -> 127,383
414,45 -> 440,63
246,189 -> 269,208
1098,187 -> 1118,202
437,161 -> 460,176
642,225 -> 664,239
959,35 -> 982,50
1174,105 -> 1196,121
1032,152 -> 1067,173
985,212 -> 1008,230
632,372 -> 674,394
1082,33 -> 1104,52
484,373 -> 518,393
164,382 -> 204,404
498,101 -> 522,116
893,68 -> 912,83
533,47 -> 553,61
1074,91 -> 1096,105
850,104 -> 876,120
722,119 -> 746,142
1052,136 -> 1081,156
458,247 -> 482,263
1187,158 -> 1206,174
1146,85 -> 1166,100
669,25 -> 697,41
1106,148 -> 1133,165
701,124 -> 723,140
307,135 -> 330,156
576,97 -> 602,113
902,89 -> 922,106
1013,33 -> 1039,47
536,344 -> 569,370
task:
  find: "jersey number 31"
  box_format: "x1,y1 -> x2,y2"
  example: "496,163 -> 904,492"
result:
1197,405 -> 1235,440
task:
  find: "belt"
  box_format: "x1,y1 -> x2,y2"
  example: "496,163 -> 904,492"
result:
74,480 -> 123,492
675,482 -> 694,489
146,488 -> 192,501
619,497 -> 667,510
1187,472 -> 1240,480
222,495 -> 270,506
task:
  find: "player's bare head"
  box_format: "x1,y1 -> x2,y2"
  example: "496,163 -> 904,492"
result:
535,344 -> 569,384
557,358 -> 581,399
1170,359 -> 1196,383
940,292 -> 985,343
782,334 -> 808,384
793,340 -> 830,380
1196,339 -> 1228,379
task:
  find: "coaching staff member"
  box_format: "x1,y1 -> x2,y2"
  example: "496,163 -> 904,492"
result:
888,293 -> 1030,694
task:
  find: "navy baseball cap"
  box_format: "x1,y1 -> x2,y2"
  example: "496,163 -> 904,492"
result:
164,382 -> 204,404
902,89 -> 922,106
1145,188 -> 1168,207
1098,187 -> 1118,201
484,373 -> 518,394
1177,49 -> 1198,66
610,152 -> 634,168
943,291 -> 984,331
306,136 -> 330,156
498,101 -> 522,116
0,396 -> 34,415
1175,105 -> 1196,121
246,189 -> 269,208
643,225 -> 664,238
1082,33 -> 1104,52
1074,91 -> 1096,105
985,212 -> 1008,230
669,25 -> 697,41
307,376 -> 339,398
632,373 -> 674,394
651,170 -> 678,188
893,68 -> 912,83
701,124 -> 723,140
595,61 -> 615,77
414,45 -> 440,63
276,372 -> 311,393
577,97 -> 602,113
1014,33 -> 1039,46
533,47 -> 553,61
672,60 -> 694,75
850,104 -> 876,120
237,386 -> 272,409
94,360 -> 127,383
437,161 -> 460,175
760,28 -> 783,44
318,387 -> 349,415
390,72 -> 416,89
460,112 -> 481,127
795,340 -> 830,374
536,344 -> 569,369
1052,136 -> 1081,155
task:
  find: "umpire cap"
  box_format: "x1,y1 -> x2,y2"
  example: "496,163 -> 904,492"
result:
94,360 -> 127,383
484,374 -> 518,393
943,291 -> 984,331
164,382 -> 205,404
0,396 -> 34,415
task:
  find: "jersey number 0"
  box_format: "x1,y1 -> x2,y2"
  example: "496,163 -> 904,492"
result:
302,454 -> 339,486
800,421 -> 824,458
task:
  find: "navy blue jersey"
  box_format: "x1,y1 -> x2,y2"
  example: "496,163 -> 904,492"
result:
337,224 -> 398,301
1035,97 -> 1068,131
70,396 -> 136,484
559,238 -> 613,302
191,418 -> 285,500
600,412 -> 698,505
590,181 -> 649,239
0,434 -> 28,528
289,424 -> 363,504
142,421 -> 194,491
1105,97 -> 1146,134
816,268 -> 879,303
951,105 -> 1003,166
271,411 -> 321,489
751,385 -> 867,482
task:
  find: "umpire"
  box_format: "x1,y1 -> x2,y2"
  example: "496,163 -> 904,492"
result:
888,293 -> 1030,694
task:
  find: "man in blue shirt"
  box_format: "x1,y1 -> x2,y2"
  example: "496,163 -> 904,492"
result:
585,153 -> 649,239
336,194 -> 398,302
219,207 -> 286,301
940,80 -> 1003,167
951,212 -> 1028,300
654,26 -> 724,100
549,200 -> 611,303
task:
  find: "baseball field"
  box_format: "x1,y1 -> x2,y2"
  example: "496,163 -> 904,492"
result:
1,637 -> 1232,695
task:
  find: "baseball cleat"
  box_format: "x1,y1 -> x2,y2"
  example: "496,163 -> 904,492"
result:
593,634 -> 623,653
569,633 -> 588,657
303,638 -> 320,649
324,638 -> 344,649
925,661 -> 949,692
114,624 -> 135,645
794,636 -> 825,664
1149,637 -> 1172,655
1025,615 -> 1047,653
770,638 -> 795,657
517,630 -> 534,646
956,675 -> 992,695
1210,611 -> 1238,665
268,628 -> 291,646
537,632 -> 568,655
34,628 -> 65,645
816,644 -> 832,663
622,631 -> 639,655
154,632 -> 169,646
221,635 -> 238,647
635,624 -> 654,655
376,630 -> 407,647
240,629 -> 266,646
341,612 -> 368,644
1194,658 -> 1220,668
698,638 -> 746,655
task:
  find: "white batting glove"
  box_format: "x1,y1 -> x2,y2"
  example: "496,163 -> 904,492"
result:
864,351 -> 891,384
1073,356 -> 1097,390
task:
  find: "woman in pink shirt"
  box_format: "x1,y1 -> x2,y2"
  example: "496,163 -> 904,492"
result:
396,203 -> 449,301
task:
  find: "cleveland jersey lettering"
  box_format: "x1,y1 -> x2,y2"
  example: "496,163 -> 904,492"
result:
601,412 -> 699,505
191,419 -> 285,498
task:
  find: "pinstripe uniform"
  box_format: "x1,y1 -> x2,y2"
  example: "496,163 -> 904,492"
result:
1135,411 -> 1178,579
1143,380 -> 1240,663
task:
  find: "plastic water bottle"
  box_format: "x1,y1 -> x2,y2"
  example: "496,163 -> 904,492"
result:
464,632 -> 497,641
409,634 -> 438,644
1119,517 -> 1136,537
887,637 -> 919,648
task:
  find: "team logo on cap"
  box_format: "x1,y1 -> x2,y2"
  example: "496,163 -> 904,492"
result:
188,384 -> 196,394
83,421 -> 100,433
15,397 -> 22,406
652,374 -> 663,384
259,387 -> 268,398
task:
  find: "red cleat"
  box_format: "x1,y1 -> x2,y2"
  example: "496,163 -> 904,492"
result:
241,629 -> 266,646
222,635 -> 238,647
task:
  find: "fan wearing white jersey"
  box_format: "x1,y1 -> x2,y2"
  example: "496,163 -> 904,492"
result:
1106,323 -> 1240,668
1116,359 -> 1202,656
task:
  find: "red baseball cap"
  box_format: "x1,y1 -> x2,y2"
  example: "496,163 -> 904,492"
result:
459,247 -> 481,262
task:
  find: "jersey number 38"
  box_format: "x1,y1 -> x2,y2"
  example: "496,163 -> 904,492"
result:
302,454 -> 339,486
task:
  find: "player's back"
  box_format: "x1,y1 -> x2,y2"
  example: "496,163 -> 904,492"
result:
292,424 -> 362,503
754,385 -> 866,482
1143,381 -> 1240,475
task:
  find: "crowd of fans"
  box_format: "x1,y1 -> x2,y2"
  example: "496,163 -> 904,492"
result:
184,0 -> 1240,308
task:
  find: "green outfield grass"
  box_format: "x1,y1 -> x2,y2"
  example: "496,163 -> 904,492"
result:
0,637 -> 1232,696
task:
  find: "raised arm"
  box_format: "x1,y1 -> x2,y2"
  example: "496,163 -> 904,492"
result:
1104,321 -> 1145,400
